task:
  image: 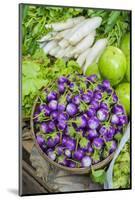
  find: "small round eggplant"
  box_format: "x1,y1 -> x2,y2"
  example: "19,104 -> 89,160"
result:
113,104 -> 125,115
55,146 -> 63,156
118,115 -> 128,126
48,100 -> 58,111
58,83 -> 65,94
40,123 -> 50,133
87,75 -> 97,83
47,91 -> 57,102
100,102 -> 109,111
102,80 -> 111,90
58,76 -> 68,84
72,95 -> 81,105
57,120 -> 67,130
93,138 -> 104,150
87,107 -> 96,118
36,135 -> 45,147
77,115 -> 87,128
81,156 -> 92,167
47,149 -> 56,161
65,137 -> 76,151
82,93 -> 91,104
112,92 -> 118,103
73,149 -> 85,161
67,160 -> 76,168
48,121 -> 55,132
87,129 -> 98,140
90,99 -> 100,110
58,113 -> 68,121
88,116 -> 99,130
64,149 -> 72,158
94,91 -> 102,100
47,134 -> 60,148
111,114 -> 119,125
42,105 -> 51,116
66,103 -> 77,117
96,108 -> 108,121
57,104 -> 65,112
51,110 -> 59,120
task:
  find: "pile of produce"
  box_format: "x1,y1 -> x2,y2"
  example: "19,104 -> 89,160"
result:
39,16 -> 108,73
21,5 -> 130,188
33,74 -> 128,168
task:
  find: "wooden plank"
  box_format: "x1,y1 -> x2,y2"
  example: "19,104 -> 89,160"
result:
22,170 -> 47,195
22,160 -> 54,193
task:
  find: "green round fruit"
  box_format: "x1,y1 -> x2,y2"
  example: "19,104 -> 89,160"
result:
120,33 -> 130,57
115,82 -> 130,115
126,55 -> 130,82
120,33 -> 130,82
85,62 -> 101,78
98,46 -> 127,86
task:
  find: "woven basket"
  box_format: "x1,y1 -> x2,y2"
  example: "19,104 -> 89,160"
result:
31,95 -> 115,174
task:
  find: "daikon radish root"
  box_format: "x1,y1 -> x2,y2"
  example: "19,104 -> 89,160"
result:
55,48 -> 66,58
54,29 -> 70,40
76,48 -> 91,67
49,46 -> 61,56
64,46 -> 74,58
83,38 -> 108,73
45,16 -> 85,31
71,31 -> 96,55
64,19 -> 88,41
43,40 -> 57,54
69,17 -> 102,45
38,32 -> 57,42
39,42 -> 47,48
59,39 -> 69,48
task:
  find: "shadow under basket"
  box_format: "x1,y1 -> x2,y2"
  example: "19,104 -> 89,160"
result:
31,95 -> 115,175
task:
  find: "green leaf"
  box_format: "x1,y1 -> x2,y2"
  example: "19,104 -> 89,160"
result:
91,169 -> 106,184
22,61 -> 40,77
79,137 -> 89,148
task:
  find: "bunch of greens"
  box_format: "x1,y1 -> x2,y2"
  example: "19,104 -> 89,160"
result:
22,49 -> 81,118
87,9 -> 130,47
113,141 -> 130,188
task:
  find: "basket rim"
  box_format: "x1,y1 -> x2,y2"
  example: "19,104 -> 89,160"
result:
30,94 -> 115,174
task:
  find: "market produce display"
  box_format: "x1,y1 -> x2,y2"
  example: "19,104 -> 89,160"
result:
33,74 -> 128,168
21,5 -> 131,189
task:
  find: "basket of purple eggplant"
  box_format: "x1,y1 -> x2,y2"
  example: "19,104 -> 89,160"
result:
31,74 -> 128,174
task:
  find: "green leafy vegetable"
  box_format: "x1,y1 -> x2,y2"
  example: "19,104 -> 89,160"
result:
91,169 -> 106,184
22,49 -> 82,118
113,141 -> 130,188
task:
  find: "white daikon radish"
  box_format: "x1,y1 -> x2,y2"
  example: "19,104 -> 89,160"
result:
39,42 -> 47,49
69,17 -> 102,45
55,48 -> 66,58
64,46 -> 74,58
38,32 -> 57,42
83,38 -> 108,73
74,54 -> 79,59
45,16 -> 85,31
71,31 -> 96,55
49,46 -> 61,56
43,40 -> 57,54
54,29 -> 71,40
59,39 -> 69,48
76,48 -> 91,67
64,19 -> 88,40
